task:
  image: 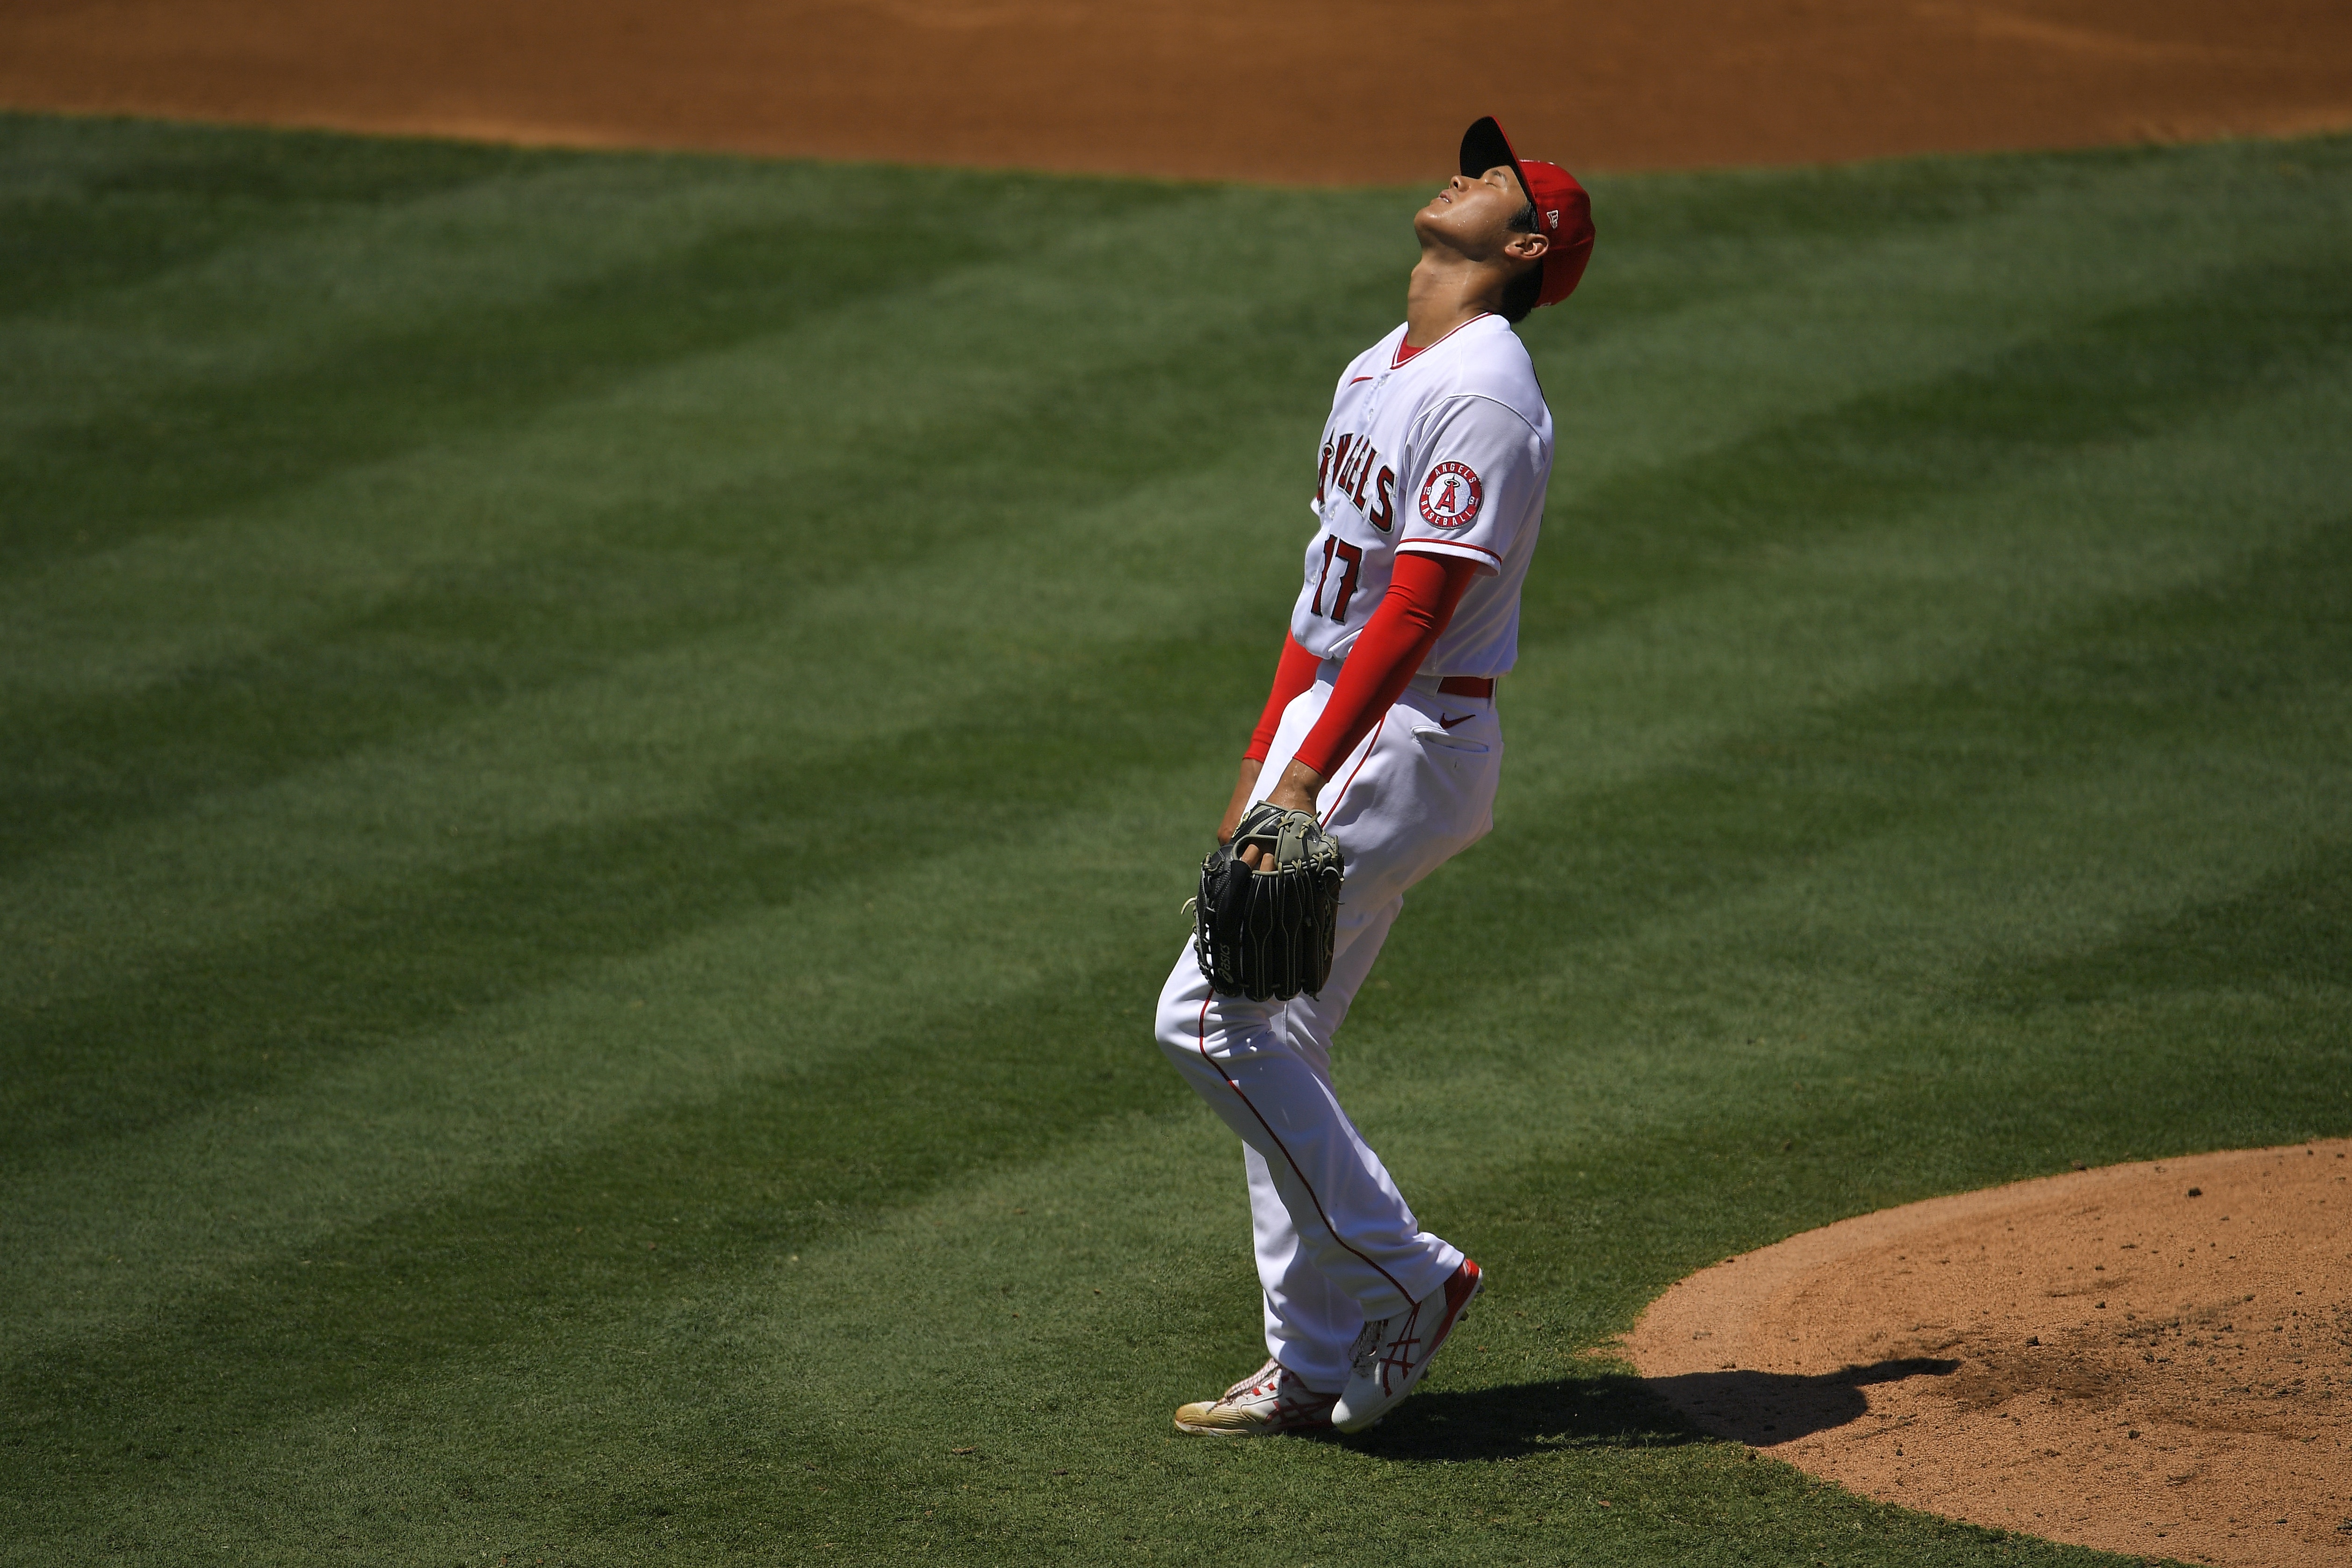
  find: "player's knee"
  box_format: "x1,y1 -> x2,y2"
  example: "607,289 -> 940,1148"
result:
1153,947 -> 1297,1068
1153,950 -> 1224,1058
1153,989 -> 1206,1065
1155,990 -> 1287,1072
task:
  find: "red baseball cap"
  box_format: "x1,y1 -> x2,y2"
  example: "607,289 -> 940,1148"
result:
1460,116 -> 1593,309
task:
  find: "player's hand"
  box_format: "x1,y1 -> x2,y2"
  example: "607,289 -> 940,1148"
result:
1239,761 -> 1328,870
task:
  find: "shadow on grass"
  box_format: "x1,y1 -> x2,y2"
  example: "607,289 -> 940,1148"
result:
1354,1358 -> 1960,1461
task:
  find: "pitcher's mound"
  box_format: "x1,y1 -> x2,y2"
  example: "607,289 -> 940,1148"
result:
1623,1141 -> 2352,1566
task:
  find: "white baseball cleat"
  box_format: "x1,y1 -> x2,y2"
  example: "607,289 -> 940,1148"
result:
1172,1358 -> 1339,1437
1331,1257 -> 1482,1433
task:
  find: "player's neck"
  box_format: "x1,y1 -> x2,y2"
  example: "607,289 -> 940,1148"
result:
1403,253 -> 1504,348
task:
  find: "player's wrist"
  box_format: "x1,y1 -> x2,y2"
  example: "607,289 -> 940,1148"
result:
1268,759 -> 1324,814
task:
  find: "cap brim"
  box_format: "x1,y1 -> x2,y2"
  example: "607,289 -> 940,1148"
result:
1460,116 -> 1531,203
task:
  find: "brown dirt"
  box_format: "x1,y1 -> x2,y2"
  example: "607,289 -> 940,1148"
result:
1623,1141 -> 2352,1566
2,0 -> 2351,181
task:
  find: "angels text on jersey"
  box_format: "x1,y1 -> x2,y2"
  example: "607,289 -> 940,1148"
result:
1287,315 -> 1555,680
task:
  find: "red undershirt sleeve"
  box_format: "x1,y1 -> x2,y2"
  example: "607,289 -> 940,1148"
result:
1244,632 -> 1325,763
1290,551 -> 1478,778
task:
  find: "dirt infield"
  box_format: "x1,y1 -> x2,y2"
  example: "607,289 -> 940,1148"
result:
1624,1142 -> 2352,1566
2,0 -> 2350,181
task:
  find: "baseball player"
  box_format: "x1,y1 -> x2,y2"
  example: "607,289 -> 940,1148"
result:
1156,117 -> 1594,1436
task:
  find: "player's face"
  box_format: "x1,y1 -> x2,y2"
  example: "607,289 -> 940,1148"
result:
1414,164 -> 1531,257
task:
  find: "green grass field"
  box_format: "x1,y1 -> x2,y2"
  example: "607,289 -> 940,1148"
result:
2,112 -> 2348,1565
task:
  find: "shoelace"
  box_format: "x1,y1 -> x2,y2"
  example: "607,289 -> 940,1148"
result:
1219,1362 -> 1281,1404
1216,1362 -> 1334,1424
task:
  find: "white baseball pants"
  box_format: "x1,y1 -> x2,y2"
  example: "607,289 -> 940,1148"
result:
1154,669 -> 1502,1393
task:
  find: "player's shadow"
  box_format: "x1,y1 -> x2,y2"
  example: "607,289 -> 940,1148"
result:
1349,1357 -> 1961,1462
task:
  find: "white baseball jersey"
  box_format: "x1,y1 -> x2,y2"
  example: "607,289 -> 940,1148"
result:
1286,313 -> 1554,679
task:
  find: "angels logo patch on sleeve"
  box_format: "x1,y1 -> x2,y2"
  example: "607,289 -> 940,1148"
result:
1417,462 -> 1483,529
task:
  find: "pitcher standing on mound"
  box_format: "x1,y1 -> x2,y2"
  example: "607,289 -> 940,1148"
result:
1154,117 -> 1594,1437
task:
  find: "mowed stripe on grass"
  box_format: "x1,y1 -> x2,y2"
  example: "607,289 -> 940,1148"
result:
0,117 -> 2347,1564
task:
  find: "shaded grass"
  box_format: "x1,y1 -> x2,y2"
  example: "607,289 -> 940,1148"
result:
0,115 -> 2348,1565
1526,253 -> 2352,643
1989,845 -> 2352,1005
0,276 -> 1345,866
0,629 -> 1251,1164
0,119 -> 521,319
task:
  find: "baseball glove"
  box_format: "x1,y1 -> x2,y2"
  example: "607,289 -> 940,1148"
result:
1195,801 -> 1345,1001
